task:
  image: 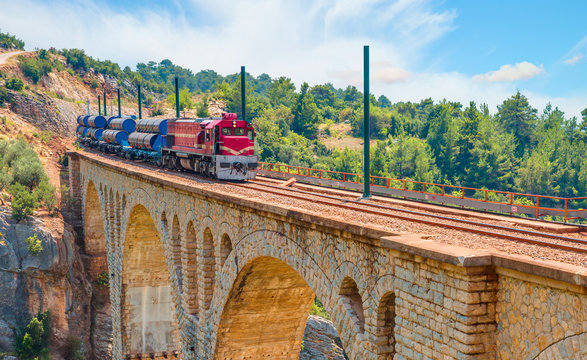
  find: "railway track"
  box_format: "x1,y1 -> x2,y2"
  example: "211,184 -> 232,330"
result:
81,150 -> 587,255
237,180 -> 587,254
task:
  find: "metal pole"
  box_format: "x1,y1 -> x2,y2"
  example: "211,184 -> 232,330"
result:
98,96 -> 101,116
138,84 -> 142,120
103,89 -> 107,116
110,99 -> 113,116
241,66 -> 246,122
363,45 -> 371,198
117,88 -> 121,117
175,76 -> 180,118
86,98 -> 90,115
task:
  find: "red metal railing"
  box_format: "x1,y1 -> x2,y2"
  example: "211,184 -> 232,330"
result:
258,162 -> 587,222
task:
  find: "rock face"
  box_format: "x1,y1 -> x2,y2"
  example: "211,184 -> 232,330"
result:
0,210 -> 94,358
6,88 -> 82,136
300,315 -> 347,360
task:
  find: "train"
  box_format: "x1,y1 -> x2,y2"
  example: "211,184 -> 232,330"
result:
75,113 -> 258,180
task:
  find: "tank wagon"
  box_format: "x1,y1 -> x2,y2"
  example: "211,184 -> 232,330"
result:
76,113 -> 257,180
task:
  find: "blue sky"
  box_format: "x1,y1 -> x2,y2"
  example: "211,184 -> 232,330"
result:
1,0 -> 585,118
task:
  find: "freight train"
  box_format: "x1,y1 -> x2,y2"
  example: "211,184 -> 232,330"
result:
76,113 -> 257,180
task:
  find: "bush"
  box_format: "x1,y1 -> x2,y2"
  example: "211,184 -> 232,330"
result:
90,78 -> 99,88
95,271 -> 109,287
0,166 -> 13,190
9,183 -> 37,221
1,139 -> 36,166
12,154 -> 46,189
5,77 -> 23,90
63,336 -> 84,360
25,234 -> 43,255
38,49 -> 48,60
309,297 -> 331,320
20,58 -> 53,84
34,180 -> 56,212
0,86 -> 7,106
21,59 -> 40,83
14,311 -> 51,360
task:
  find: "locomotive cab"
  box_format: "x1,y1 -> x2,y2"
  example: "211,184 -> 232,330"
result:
162,112 -> 257,180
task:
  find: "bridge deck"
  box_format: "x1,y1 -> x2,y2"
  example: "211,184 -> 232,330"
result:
73,150 -> 586,283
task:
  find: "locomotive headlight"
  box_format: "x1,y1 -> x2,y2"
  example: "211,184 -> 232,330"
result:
232,121 -> 236,127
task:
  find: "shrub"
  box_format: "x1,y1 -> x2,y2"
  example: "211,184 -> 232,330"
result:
25,234 -> 43,255
37,130 -> 53,144
0,86 -> 7,106
14,311 -> 51,360
9,183 -> 37,221
12,154 -> 46,189
0,166 -> 13,190
5,77 -> 23,90
63,336 -> 84,360
150,103 -> 165,116
1,139 -> 36,166
90,78 -> 99,88
34,180 -> 56,212
309,297 -> 331,320
38,49 -> 48,60
20,58 -> 53,84
95,271 -> 109,287
21,59 -> 40,83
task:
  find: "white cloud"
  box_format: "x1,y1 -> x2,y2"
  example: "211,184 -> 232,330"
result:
0,0 -> 583,119
472,62 -> 545,83
563,54 -> 584,65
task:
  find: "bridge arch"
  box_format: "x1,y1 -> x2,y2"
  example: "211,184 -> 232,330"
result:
208,229 -> 368,359
121,204 -> 180,355
83,180 -> 106,255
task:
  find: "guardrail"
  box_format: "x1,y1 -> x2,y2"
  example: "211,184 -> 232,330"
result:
258,162 -> 587,222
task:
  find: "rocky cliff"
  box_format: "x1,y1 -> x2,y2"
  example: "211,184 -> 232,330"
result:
0,210 -> 96,359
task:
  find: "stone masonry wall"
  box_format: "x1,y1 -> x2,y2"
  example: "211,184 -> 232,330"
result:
71,153 -> 587,360
496,274 -> 586,359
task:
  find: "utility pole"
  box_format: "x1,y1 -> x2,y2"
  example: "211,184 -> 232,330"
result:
363,45 -> 371,198
241,66 -> 246,122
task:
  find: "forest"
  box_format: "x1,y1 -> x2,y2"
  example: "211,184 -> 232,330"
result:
8,46 -> 587,202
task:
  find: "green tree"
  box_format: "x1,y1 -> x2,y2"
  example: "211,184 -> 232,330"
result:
468,116 -> 517,190
267,76 -> 296,108
0,30 -> 25,50
291,82 -> 322,138
426,103 -> 459,179
63,48 -> 89,70
496,91 -> 537,156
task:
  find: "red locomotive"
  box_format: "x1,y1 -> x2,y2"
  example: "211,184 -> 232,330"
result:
162,113 -> 257,180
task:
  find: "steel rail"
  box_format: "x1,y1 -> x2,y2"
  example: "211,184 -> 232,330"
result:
237,181 -> 587,254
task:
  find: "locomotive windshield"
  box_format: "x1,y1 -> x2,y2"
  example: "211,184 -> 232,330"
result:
221,128 -> 232,135
235,128 -> 245,136
247,130 -> 254,140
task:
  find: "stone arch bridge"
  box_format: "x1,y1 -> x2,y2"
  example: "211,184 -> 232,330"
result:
67,152 -> 586,360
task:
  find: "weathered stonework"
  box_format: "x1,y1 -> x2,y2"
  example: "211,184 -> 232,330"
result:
68,152 -> 587,360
